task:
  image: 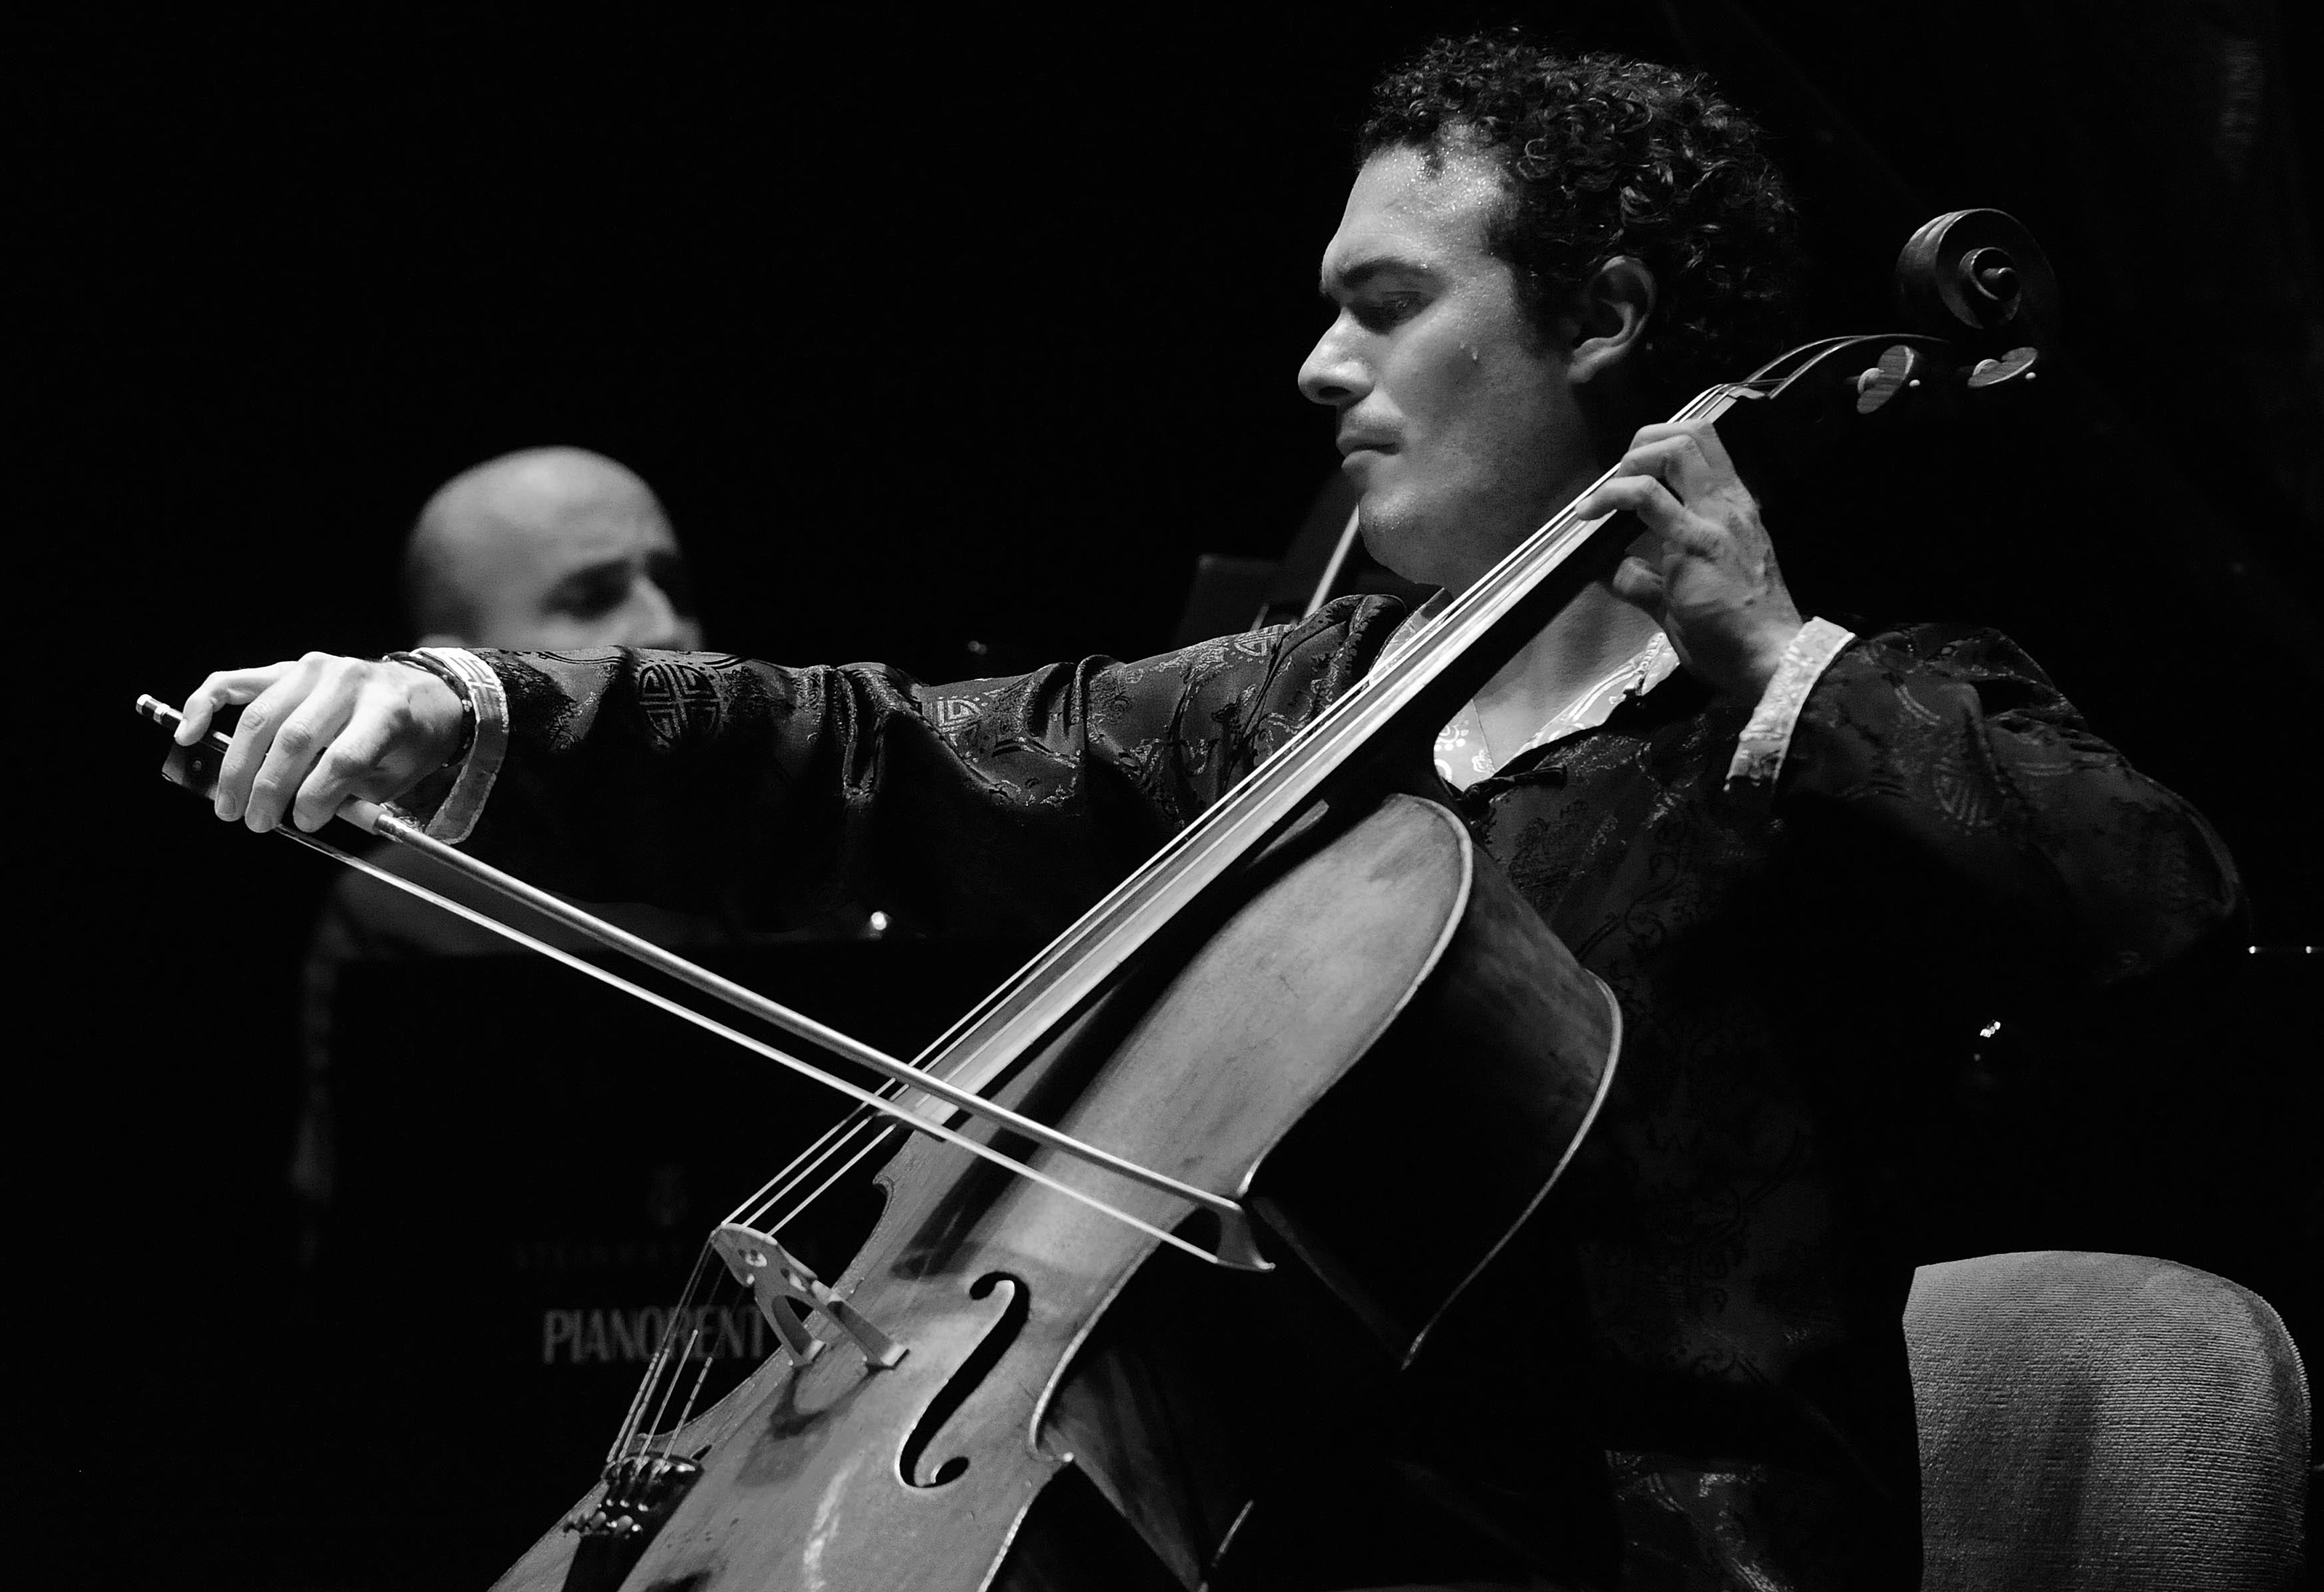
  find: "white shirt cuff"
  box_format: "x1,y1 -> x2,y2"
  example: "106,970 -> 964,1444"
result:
1725,617 -> 1856,788
385,646 -> 507,842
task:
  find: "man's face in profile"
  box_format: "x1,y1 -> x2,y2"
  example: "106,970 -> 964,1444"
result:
1300,143 -> 1595,592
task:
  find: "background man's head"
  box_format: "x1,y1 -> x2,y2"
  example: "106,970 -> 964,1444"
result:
1358,35 -> 1800,405
401,446 -> 703,651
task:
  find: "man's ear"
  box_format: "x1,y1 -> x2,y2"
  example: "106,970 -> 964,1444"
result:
1567,256 -> 1656,383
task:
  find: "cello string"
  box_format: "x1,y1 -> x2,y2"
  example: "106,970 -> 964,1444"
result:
1368,386 -> 1744,676
617,380 -> 1732,1245
721,385 -> 1738,1258
610,1313 -> 682,1464
712,388 -> 1740,1247
725,1100 -> 895,1231
763,396 -> 1752,1131
718,385 -> 1760,1253
646,1255 -> 751,1448
638,1318 -> 709,1458
757,1121 -> 902,1235
609,1245 -> 718,1464
276,827 -> 1240,1264
659,1328 -> 725,1463
818,465 -> 1636,1106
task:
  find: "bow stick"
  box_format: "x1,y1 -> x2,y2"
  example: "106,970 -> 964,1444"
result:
135,694 -> 1270,1271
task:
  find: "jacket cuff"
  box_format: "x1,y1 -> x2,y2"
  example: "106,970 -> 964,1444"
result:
1724,617 -> 1857,789
383,646 -> 508,842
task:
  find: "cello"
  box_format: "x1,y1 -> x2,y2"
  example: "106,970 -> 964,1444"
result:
146,208 -> 2054,1590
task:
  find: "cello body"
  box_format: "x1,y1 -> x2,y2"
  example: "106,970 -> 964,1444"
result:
490,793 -> 1619,1591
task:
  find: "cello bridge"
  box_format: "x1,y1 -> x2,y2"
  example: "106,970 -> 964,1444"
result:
711,1220 -> 907,1369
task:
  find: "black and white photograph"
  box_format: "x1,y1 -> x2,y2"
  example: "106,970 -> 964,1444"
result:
20,5 -> 2320,1588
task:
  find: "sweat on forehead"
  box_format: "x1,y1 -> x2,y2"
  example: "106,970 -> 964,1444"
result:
1318,144 -> 1507,295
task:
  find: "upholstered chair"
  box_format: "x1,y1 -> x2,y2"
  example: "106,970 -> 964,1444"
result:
1907,1250 -> 2309,1590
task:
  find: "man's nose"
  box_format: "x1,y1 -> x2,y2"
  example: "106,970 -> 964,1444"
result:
627,576 -> 702,650
1297,322 -> 1368,409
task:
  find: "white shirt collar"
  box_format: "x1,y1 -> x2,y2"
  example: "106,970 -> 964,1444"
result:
1376,594 -> 1681,790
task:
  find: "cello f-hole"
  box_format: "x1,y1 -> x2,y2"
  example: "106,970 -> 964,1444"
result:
899,1272 -> 1029,1488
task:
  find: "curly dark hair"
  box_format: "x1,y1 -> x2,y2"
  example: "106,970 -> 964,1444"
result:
1360,33 -> 1802,398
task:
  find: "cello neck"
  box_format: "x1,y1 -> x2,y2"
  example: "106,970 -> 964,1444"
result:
887,385 -> 1746,1117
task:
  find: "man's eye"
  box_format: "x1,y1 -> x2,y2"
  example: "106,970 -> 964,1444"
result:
1352,295 -> 1420,331
555,574 -> 630,620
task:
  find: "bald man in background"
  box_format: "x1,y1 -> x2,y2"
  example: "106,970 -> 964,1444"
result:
403,445 -> 703,654
291,447 -> 722,1250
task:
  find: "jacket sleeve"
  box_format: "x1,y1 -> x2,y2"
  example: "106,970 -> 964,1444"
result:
455,600 -> 1402,940
1772,622 -> 2243,984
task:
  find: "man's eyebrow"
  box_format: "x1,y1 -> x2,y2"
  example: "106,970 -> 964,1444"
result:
1318,256 -> 1436,299
545,556 -> 632,594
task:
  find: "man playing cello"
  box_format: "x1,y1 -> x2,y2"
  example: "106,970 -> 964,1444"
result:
172,34 -> 2237,1591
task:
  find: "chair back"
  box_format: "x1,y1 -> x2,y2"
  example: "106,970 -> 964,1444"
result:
1906,1249 -> 2309,1590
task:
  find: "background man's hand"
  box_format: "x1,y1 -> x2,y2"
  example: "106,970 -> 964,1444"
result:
1575,419 -> 1804,699
174,654 -> 465,833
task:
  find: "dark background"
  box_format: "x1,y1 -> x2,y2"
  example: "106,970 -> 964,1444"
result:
20,4 -> 2321,1587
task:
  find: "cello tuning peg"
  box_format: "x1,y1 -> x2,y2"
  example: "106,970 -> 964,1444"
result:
1967,346 -> 2040,390
1854,343 -> 1928,414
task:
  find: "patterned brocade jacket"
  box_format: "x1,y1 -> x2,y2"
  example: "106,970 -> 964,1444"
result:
441,598 -> 2239,1591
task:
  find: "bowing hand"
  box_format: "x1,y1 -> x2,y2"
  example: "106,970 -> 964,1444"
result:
1575,419 -> 1804,700
175,654 -> 465,833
